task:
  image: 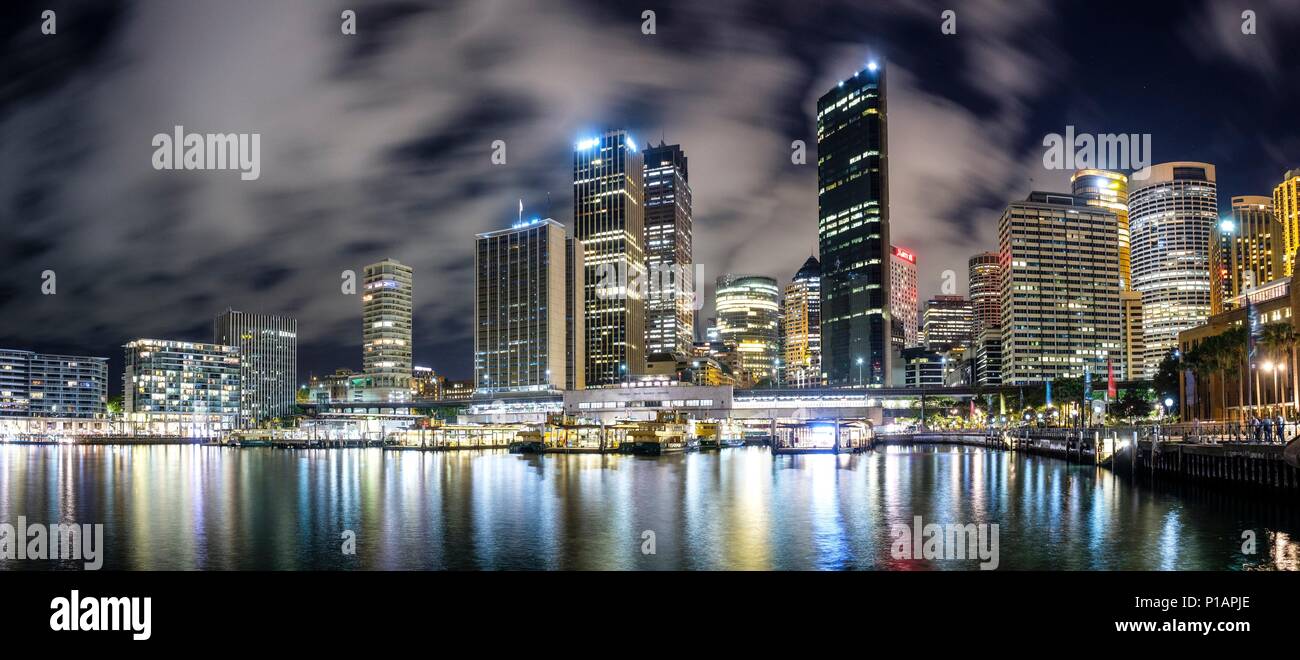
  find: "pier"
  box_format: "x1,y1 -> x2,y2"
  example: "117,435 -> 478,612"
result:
879,425 -> 1300,491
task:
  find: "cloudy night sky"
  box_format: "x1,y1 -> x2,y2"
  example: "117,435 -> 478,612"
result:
2,0 -> 1299,390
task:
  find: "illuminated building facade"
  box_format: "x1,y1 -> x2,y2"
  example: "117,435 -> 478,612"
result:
922,295 -> 972,351
474,218 -> 585,393
1071,169 -> 1130,289
889,246 -> 918,350
782,256 -> 822,388
574,129 -> 646,385
642,142 -> 694,358
122,339 -> 241,433
817,61 -> 891,387
362,258 -> 414,401
214,309 -> 297,427
1210,196 -> 1282,314
1129,162 -> 1216,378
715,274 -> 781,386
0,349 -> 108,418
998,192 -> 1122,384
1275,169 -> 1300,275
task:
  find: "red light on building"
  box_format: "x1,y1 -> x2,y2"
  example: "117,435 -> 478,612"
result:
892,246 -> 916,264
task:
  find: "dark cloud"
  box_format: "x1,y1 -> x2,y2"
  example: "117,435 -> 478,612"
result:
1,0 -> 1297,388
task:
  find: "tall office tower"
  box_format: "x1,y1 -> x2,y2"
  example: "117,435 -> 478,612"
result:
889,246 -> 918,350
1274,169 -> 1300,274
715,274 -> 781,386
362,258 -> 414,401
642,142 -> 694,359
1210,196 -> 1283,314
214,309 -> 297,427
782,256 -> 823,388
0,349 -> 108,418
817,61 -> 890,387
968,251 -> 1003,385
474,218 -> 585,393
1071,169 -> 1131,289
574,129 -> 646,385
922,295 -> 973,351
968,251 -> 1001,336
122,339 -> 241,432
1129,162 -> 1216,378
998,192 -> 1122,384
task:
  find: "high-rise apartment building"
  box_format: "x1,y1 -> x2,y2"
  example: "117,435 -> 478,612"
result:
574,129 -> 646,385
642,142 -> 694,359
362,258 -> 414,401
214,310 -> 297,427
122,339 -> 241,433
715,274 -> 781,386
889,246 -> 918,350
817,62 -> 890,386
1129,162 -> 1216,378
1210,196 -> 1283,314
782,256 -> 822,388
0,349 -> 108,418
998,192 -> 1122,384
474,218 -> 585,393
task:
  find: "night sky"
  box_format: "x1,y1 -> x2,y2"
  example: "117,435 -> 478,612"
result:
3,0 -> 1298,392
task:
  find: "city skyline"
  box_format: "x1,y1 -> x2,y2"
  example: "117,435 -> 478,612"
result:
4,0 -> 1300,388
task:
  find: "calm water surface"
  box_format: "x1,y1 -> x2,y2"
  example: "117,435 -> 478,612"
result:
2,444 -> 1297,570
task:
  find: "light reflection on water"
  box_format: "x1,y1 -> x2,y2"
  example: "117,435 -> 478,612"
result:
1,443 -> 1296,570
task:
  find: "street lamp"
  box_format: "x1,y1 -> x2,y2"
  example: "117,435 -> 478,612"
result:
856,357 -> 864,388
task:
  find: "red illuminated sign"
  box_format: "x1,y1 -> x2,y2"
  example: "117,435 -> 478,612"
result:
892,246 -> 916,264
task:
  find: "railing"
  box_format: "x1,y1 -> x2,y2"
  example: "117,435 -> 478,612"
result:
1148,420 -> 1294,445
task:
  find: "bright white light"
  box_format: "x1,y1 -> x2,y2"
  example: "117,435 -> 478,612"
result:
576,137 -> 600,150
867,61 -> 878,72
625,136 -> 637,151
1219,219 -> 1235,232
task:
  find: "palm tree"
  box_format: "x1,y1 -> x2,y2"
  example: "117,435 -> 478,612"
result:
1220,326 -> 1248,419
1260,322 -> 1296,414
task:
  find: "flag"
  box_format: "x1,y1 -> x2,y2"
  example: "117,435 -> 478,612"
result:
999,392 -> 1006,416
1084,365 -> 1092,402
970,399 -> 976,417
1046,380 -> 1053,407
1107,357 -> 1117,400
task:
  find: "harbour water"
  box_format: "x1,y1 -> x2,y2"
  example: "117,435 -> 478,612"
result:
1,443 -> 1297,570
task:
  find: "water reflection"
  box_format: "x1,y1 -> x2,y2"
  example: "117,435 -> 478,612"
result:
1,443 -> 1297,570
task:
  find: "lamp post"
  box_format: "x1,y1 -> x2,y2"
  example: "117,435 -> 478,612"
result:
856,357 -> 864,389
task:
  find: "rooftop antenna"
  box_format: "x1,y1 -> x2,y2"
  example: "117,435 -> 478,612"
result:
546,192 -> 553,218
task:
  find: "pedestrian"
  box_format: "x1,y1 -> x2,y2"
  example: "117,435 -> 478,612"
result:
1276,413 -> 1287,444
1252,415 -> 1262,442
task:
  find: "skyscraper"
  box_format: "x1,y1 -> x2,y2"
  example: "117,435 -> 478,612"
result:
969,252 -> 1002,386
574,129 -> 646,386
998,192 -> 1121,384
474,218 -> 585,393
1274,168 -> 1300,274
214,309 -> 297,427
782,256 -> 822,388
1210,196 -> 1282,314
362,258 -> 414,401
889,246 -> 918,350
643,142 -> 694,359
922,296 -> 973,351
817,61 -> 890,387
715,274 -> 781,386
1129,162 -> 1216,378
968,252 -> 1001,337
1071,169 -> 1131,289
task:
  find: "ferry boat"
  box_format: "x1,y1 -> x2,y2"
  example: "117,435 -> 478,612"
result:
694,419 -> 744,449
225,429 -> 275,447
508,428 -> 546,454
630,412 -> 696,455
